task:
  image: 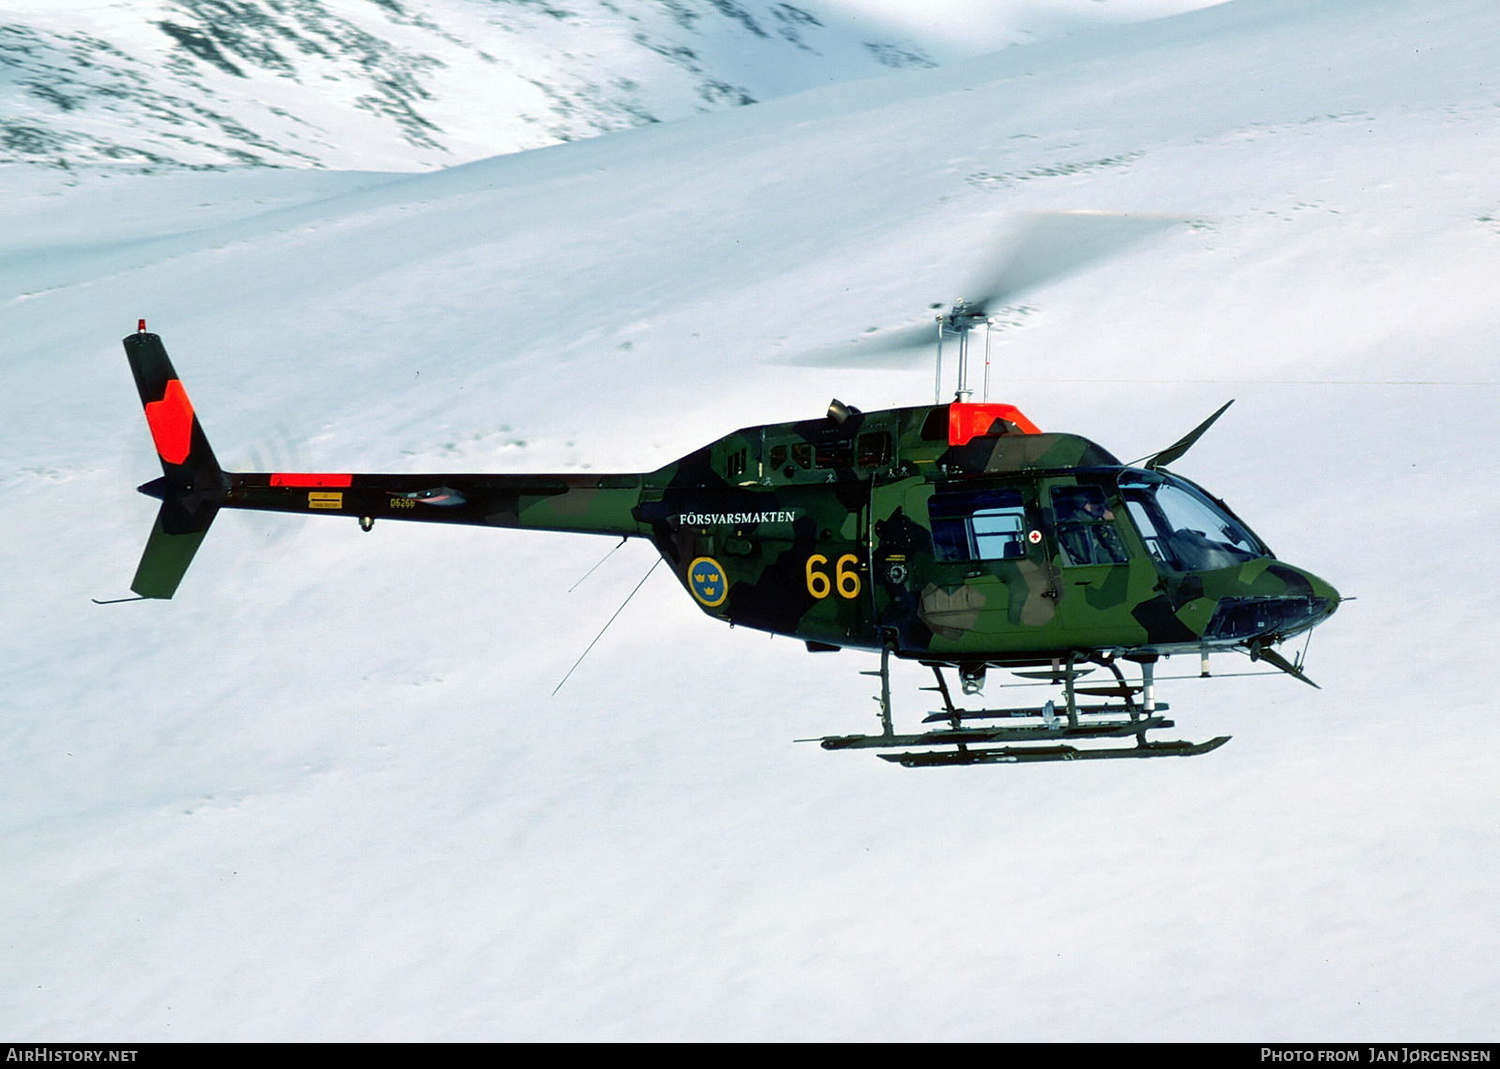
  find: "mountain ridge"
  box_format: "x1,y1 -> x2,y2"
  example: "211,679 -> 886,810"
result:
1,0 -> 1215,171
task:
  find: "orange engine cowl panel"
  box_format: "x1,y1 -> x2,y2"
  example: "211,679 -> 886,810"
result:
948,402 -> 1041,446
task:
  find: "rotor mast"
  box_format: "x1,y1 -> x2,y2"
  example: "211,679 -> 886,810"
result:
933,299 -> 995,404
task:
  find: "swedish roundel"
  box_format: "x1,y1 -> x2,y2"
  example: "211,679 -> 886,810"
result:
688,556 -> 728,607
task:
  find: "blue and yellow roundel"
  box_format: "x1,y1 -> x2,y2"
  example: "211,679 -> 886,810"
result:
688,556 -> 729,608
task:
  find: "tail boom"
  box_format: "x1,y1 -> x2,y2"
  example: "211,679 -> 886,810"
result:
119,327 -> 651,598
223,471 -> 648,538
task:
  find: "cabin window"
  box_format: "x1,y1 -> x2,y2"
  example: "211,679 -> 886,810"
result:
930,488 -> 1028,562
725,447 -> 749,480
1119,473 -> 1267,571
1050,485 -> 1128,565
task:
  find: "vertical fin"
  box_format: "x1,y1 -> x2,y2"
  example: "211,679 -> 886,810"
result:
122,328 -> 226,598
130,514 -> 212,599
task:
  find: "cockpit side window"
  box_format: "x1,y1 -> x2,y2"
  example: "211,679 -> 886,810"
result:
1119,472 -> 1267,571
1049,485 -> 1128,565
930,488 -> 1028,562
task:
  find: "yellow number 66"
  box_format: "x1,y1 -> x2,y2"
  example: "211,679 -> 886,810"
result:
806,553 -> 861,600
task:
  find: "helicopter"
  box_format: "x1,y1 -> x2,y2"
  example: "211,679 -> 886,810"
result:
110,215 -> 1340,766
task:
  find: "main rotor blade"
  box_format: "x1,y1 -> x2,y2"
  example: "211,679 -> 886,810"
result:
963,211 -> 1186,313
791,322 -> 941,367
792,211 -> 1187,367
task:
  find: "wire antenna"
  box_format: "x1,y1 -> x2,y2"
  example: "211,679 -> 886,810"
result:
552,557 -> 662,696
568,536 -> 628,593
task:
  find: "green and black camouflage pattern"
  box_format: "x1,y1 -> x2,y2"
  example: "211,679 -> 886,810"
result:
123,331 -> 1340,669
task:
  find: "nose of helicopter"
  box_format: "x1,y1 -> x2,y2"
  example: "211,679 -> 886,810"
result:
1202,563 -> 1340,643
1298,568 -> 1341,632
1313,571 -> 1341,614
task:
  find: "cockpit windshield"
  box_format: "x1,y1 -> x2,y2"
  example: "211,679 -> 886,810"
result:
1118,471 -> 1269,571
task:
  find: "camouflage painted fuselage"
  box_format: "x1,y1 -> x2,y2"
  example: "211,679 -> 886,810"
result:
220,395 -> 1339,669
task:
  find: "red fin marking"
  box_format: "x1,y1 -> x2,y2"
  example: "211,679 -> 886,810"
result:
269,473 -> 353,488
144,379 -> 195,465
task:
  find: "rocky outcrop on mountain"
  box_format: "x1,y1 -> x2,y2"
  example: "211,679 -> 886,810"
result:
0,0 -> 945,171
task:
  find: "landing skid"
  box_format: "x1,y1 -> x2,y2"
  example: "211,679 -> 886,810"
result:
805,648 -> 1230,767
877,736 -> 1230,767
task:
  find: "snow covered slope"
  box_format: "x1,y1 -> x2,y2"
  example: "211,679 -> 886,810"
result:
1,0 -> 1216,170
2,0 -> 1497,1042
